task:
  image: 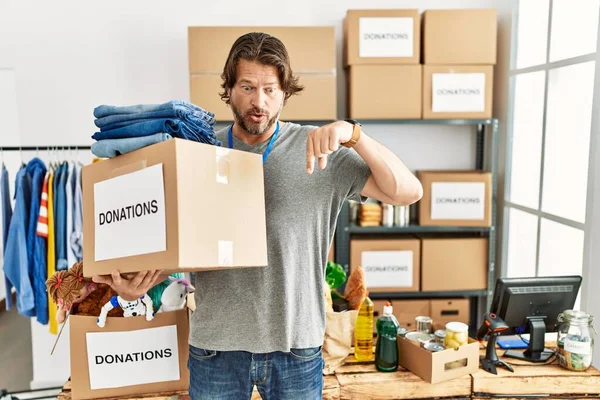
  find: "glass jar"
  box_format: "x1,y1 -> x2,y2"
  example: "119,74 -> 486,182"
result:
556,310 -> 596,371
445,322 -> 469,349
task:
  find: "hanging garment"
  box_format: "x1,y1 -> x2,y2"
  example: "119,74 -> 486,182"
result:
3,166 -> 35,316
25,158 -> 46,320
34,169 -> 49,325
55,163 -> 68,271
46,171 -> 57,334
65,162 -> 77,267
71,163 -> 83,262
1,165 -> 12,251
1,166 -> 13,311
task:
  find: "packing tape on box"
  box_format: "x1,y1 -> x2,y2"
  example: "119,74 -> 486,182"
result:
218,240 -> 234,266
216,147 -> 231,184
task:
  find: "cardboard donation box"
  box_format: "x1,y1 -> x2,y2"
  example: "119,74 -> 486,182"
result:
70,309 -> 190,400
188,26 -> 337,121
392,299 -> 431,331
348,65 -> 422,119
423,65 -> 494,119
344,9 -> 420,65
421,238 -> 488,291
418,170 -> 492,227
430,299 -> 470,330
350,239 -> 420,292
398,336 -> 479,383
82,138 -> 268,276
423,9 -> 497,65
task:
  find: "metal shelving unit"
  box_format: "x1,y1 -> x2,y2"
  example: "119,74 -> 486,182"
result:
333,118 -> 499,336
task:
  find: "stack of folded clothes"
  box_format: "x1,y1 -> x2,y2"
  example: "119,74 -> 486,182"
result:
90,100 -> 221,158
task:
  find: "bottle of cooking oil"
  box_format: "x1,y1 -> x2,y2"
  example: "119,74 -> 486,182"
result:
354,295 -> 374,361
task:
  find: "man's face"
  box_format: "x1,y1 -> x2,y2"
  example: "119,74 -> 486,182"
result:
229,59 -> 284,135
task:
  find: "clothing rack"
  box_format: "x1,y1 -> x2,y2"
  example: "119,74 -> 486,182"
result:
0,146 -> 91,151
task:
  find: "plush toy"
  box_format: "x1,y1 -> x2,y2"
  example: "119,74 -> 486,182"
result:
46,262 -> 98,323
75,283 -> 123,318
97,294 -> 154,328
157,277 -> 195,313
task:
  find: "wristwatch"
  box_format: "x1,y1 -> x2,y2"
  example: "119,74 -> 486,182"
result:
342,118 -> 362,148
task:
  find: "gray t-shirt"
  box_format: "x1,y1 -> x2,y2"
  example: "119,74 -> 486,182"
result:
190,121 -> 371,353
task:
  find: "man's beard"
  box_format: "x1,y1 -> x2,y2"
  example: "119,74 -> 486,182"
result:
231,101 -> 282,135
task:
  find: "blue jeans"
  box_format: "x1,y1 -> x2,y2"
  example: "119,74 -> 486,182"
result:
91,133 -> 173,158
188,345 -> 324,400
91,118 -> 221,146
93,100 -> 215,123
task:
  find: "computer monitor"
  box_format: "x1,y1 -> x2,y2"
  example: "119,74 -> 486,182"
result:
489,275 -> 582,363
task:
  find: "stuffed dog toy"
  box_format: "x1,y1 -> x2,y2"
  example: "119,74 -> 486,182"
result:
157,277 -> 195,313
97,294 -> 154,328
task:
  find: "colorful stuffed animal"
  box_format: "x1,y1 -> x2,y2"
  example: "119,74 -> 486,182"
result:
46,262 -> 109,323
97,294 -> 154,328
157,277 -> 195,313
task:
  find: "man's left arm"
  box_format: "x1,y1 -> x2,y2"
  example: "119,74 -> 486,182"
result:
306,120 -> 423,206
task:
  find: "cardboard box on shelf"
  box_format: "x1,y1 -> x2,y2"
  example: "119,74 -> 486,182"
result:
391,299 -> 430,331
82,138 -> 268,277
418,170 -> 492,227
422,65 -> 494,119
348,65 -> 422,119
344,9 -> 420,65
398,335 -> 480,383
350,239 -> 420,293
188,26 -> 336,121
70,308 -> 189,400
430,299 -> 470,330
421,238 -> 488,291
423,9 -> 497,65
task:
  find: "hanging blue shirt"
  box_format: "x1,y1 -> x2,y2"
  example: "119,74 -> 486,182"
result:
3,166 -> 35,316
55,162 -> 68,271
26,158 -> 47,323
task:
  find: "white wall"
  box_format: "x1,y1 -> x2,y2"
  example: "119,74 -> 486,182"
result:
0,0 -> 511,388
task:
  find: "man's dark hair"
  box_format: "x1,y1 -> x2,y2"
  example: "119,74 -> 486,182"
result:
220,32 -> 304,105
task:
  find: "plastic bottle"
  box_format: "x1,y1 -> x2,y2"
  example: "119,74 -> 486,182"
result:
375,302 -> 400,372
354,295 -> 374,361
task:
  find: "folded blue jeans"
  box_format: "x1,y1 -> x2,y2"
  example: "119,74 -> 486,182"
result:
91,119 -> 221,146
99,113 -> 213,133
91,133 -> 173,158
95,107 -> 215,129
188,345 -> 324,400
93,100 -> 215,123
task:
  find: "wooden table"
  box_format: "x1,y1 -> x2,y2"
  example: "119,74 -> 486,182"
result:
57,350 -> 600,400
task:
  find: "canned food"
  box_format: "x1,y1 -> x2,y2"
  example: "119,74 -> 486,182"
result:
424,342 -> 445,352
415,316 -> 433,333
382,204 -> 394,227
434,329 -> 446,343
405,331 -> 433,344
394,205 -> 410,226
